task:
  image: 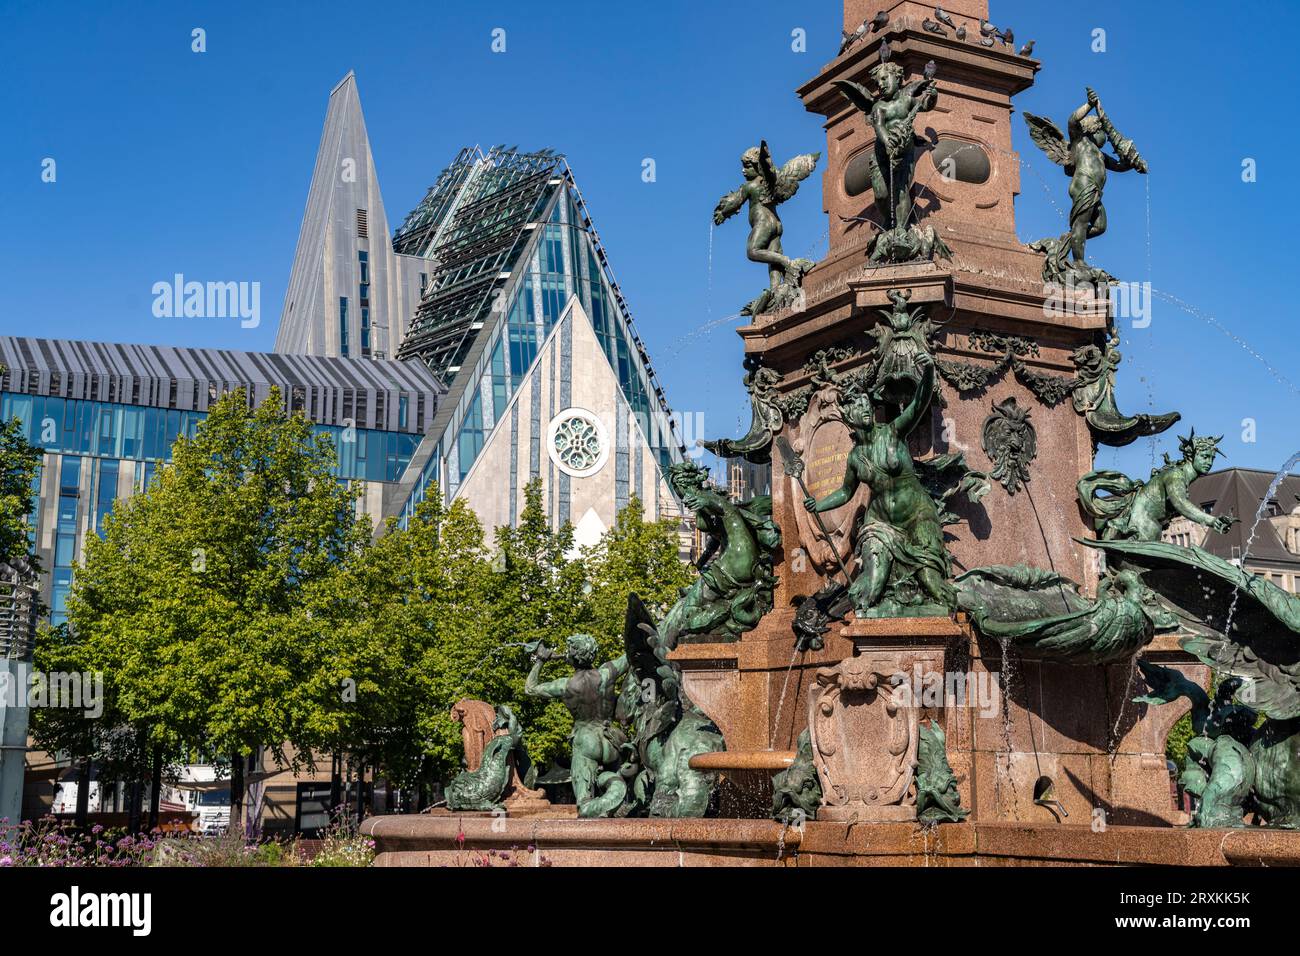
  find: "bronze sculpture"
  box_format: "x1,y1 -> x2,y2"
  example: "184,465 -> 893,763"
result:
713,141 -> 819,316
1078,431 -> 1236,541
525,635 -> 628,817
660,460 -> 780,645
1093,538 -> 1300,828
1024,88 -> 1147,286
445,705 -> 537,813
803,352 -> 959,617
835,46 -> 950,263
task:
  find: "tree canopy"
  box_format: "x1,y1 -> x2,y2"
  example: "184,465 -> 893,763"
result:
40,388 -> 696,807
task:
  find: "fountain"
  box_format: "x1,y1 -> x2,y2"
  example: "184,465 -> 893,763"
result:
363,0 -> 1300,866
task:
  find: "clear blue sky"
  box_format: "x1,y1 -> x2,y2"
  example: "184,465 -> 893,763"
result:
2,0 -> 1297,482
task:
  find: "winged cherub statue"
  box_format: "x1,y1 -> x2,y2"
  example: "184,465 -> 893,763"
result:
713,140 -> 819,316
833,46 -> 949,263
1024,87 -> 1148,287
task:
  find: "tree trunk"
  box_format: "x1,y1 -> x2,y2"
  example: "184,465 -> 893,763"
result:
354,763 -> 364,827
126,779 -> 142,834
74,758 -> 91,829
416,755 -> 430,812
230,749 -> 245,836
147,749 -> 162,831
329,751 -> 342,820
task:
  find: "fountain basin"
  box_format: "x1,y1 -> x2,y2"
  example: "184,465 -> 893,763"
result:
363,813 -> 1300,867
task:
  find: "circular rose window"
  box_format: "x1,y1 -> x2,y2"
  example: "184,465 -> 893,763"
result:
546,407 -> 610,478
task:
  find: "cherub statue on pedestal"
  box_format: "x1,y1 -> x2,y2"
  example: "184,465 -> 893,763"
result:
714,140 -> 819,316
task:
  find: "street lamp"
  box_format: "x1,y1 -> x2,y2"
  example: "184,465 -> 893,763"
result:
0,560 -> 40,829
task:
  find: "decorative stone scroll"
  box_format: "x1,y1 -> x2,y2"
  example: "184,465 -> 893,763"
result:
807,628 -> 948,822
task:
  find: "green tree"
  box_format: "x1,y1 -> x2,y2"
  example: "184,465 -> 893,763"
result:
580,494 -> 693,661
0,415 -> 42,566
61,388 -> 368,829
299,488 -> 496,796
485,479 -> 591,767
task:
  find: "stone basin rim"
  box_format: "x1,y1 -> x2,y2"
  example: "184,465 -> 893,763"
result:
689,750 -> 797,771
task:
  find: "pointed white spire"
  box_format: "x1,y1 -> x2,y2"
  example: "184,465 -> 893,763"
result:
276,72 -> 408,358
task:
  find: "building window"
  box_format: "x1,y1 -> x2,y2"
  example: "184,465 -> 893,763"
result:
339,297 -> 350,357
356,209 -> 368,239
295,783 -> 332,836
546,407 -> 609,478
94,459 -> 119,536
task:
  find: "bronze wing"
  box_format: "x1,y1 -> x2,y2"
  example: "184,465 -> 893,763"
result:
1084,538 -> 1300,720
1022,113 -> 1071,168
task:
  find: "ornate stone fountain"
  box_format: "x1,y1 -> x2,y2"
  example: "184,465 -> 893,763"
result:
365,0 -> 1300,865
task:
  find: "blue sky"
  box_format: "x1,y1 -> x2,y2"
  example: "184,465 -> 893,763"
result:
2,0 -> 1297,482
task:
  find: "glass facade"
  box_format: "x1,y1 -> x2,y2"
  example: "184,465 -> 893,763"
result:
442,186 -> 673,495
1,393 -> 421,485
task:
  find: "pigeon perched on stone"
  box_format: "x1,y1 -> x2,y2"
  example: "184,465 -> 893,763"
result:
1018,40 -> 1035,56
934,6 -> 957,29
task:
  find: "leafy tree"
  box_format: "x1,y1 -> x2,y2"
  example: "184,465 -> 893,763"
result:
0,415 -> 42,566
580,493 -> 693,662
299,488 -> 496,794
479,479 -> 591,767
60,388 -> 368,828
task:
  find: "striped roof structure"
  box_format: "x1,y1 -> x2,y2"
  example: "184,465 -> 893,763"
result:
0,336 -> 442,435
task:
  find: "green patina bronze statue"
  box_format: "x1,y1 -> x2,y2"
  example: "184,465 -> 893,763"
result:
526,635 -> 629,818
713,140 -> 820,316
619,595 -> 725,818
835,47 -> 951,263
1134,663 -> 1258,828
526,596 -> 725,819
1024,87 -> 1147,287
1078,431 -> 1236,541
1071,333 -> 1180,447
1090,537 -> 1300,829
916,720 -> 968,824
771,729 -> 822,825
701,356 -> 784,464
445,704 -> 535,812
956,564 -> 1177,665
803,352 -> 974,618
660,460 -> 780,645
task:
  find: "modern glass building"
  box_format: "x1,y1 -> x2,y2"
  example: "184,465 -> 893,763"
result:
273,75 -> 688,544
15,71 -> 690,829
0,337 -> 441,623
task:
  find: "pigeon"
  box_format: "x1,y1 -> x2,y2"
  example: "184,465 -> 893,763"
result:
924,60 -> 937,81
840,21 -> 868,53
955,25 -> 967,40
1002,28 -> 1014,47
922,18 -> 947,36
980,35 -> 996,47
980,19 -> 998,38
871,10 -> 889,31
1018,40 -> 1035,57
934,6 -> 957,29
879,39 -> 892,61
